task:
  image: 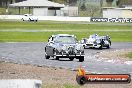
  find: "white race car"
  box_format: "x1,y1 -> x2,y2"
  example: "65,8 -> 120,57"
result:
81,34 -> 111,49
21,14 -> 38,22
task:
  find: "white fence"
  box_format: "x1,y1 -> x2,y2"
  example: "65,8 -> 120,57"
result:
0,15 -> 91,22
1,15 -> 131,23
0,79 -> 42,88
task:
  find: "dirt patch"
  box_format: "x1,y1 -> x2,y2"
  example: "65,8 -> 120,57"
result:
96,49 -> 132,61
0,61 -> 132,88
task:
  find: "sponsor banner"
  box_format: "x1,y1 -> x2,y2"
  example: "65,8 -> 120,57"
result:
76,67 -> 131,85
86,74 -> 131,83
91,18 -> 132,23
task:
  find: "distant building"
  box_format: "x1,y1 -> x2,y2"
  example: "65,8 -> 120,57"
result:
61,6 -> 78,16
103,6 -> 132,18
9,0 -> 79,16
9,0 -> 65,16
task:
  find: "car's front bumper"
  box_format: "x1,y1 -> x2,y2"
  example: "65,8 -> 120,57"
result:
56,54 -> 84,57
85,43 -> 101,48
55,50 -> 84,57
30,19 -> 38,21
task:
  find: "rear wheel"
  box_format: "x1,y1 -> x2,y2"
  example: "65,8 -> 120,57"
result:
79,56 -> 84,62
99,43 -> 103,50
45,54 -> 50,59
107,45 -> 110,49
109,40 -> 111,45
22,18 -> 24,21
69,57 -> 74,61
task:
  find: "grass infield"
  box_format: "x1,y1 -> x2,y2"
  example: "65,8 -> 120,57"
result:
0,21 -> 132,42
126,52 -> 132,59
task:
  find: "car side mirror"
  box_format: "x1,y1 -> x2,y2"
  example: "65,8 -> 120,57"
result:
78,41 -> 81,43
50,41 -> 54,44
78,41 -> 83,44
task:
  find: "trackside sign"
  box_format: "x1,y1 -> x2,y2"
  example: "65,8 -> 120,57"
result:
76,66 -> 131,85
91,18 -> 132,23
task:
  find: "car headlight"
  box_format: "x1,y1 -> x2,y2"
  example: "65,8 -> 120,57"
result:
62,45 -> 67,51
76,45 -> 84,51
56,46 -> 62,52
96,39 -> 101,44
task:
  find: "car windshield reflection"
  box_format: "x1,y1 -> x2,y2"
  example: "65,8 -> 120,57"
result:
54,36 -> 76,44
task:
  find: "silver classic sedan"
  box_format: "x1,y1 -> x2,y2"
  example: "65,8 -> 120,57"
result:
45,34 -> 84,62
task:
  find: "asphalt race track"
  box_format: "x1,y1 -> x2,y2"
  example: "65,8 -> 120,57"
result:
0,42 -> 132,75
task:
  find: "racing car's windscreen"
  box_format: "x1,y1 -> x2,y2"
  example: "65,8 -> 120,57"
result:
54,36 -> 77,44
89,34 -> 99,39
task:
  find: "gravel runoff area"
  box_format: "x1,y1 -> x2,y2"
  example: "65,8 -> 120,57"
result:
97,49 -> 132,61
0,42 -> 132,74
0,42 -> 132,88
0,61 -> 132,88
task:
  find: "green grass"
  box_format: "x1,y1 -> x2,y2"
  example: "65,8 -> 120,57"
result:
0,8 -> 6,14
0,21 -> 132,42
63,84 -> 79,88
0,31 -> 131,42
0,21 -> 132,30
43,84 -> 79,88
126,52 -> 132,59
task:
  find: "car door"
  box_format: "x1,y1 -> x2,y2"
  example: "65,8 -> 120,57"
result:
45,36 -> 55,56
24,14 -> 29,21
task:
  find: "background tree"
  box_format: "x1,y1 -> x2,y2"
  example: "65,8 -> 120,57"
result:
87,5 -> 100,17
116,0 -> 132,7
68,0 -> 77,6
49,0 -> 77,6
80,3 -> 86,11
49,0 -> 65,4
100,0 -> 103,17
0,0 -> 25,7
106,0 -> 114,7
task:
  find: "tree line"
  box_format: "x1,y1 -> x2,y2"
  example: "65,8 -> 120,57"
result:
0,0 -> 26,7
0,0 -> 132,7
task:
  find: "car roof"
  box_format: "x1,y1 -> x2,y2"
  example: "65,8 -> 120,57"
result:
52,34 -> 75,37
24,14 -> 32,16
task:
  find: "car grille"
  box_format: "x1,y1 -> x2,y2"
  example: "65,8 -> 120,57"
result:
86,44 -> 93,46
68,46 -> 75,54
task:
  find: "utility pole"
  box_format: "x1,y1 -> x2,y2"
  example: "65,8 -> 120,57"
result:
100,0 -> 103,17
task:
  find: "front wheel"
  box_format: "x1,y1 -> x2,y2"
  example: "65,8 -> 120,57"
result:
35,20 -> 38,22
53,50 -> 59,60
56,56 -> 59,60
107,42 -> 111,49
28,18 -> 31,21
99,44 -> 102,50
69,57 -> 74,61
83,45 -> 86,49
79,57 -> 84,62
